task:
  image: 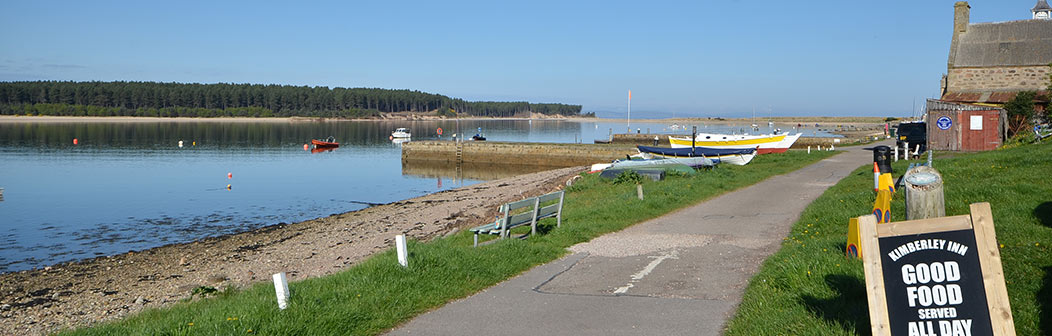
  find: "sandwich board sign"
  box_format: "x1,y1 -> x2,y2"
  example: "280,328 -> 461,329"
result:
858,202 -> 1015,336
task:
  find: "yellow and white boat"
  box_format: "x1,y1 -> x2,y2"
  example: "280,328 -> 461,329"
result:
668,132 -> 802,154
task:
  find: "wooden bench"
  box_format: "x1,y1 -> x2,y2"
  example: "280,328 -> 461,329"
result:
469,190 -> 565,247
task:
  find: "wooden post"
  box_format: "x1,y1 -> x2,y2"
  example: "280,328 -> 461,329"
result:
969,203 -> 1017,335
858,215 -> 891,335
904,165 -> 945,220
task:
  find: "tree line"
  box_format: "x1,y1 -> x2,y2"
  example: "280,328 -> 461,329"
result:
0,81 -> 583,118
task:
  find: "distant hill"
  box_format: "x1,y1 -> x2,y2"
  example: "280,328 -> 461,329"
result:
0,81 -> 584,118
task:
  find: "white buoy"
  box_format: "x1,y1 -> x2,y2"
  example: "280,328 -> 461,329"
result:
396,234 -> 408,267
273,272 -> 290,310
178,140 -> 184,148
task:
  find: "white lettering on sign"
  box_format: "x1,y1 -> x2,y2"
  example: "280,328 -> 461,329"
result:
888,239 -> 968,261
907,319 -> 973,336
917,307 -> 957,319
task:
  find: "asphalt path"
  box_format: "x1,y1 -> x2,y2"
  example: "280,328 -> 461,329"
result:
388,142 -> 890,336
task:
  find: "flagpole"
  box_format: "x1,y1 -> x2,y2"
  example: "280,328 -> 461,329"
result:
627,90 -> 632,133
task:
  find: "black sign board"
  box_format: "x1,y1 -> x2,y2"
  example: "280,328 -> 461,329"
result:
859,203 -> 1016,336
878,229 -> 993,335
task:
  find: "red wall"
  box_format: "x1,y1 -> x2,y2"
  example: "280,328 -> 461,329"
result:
960,110 -> 1002,151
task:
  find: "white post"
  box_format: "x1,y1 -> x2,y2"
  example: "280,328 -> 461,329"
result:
636,184 -> 644,200
904,142 -> 909,160
396,234 -> 408,267
807,146 -> 811,154
893,146 -> 898,162
273,272 -> 290,310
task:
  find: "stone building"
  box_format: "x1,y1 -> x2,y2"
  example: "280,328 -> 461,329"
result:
940,1 -> 1051,110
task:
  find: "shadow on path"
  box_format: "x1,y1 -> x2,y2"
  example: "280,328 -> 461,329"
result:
801,274 -> 871,336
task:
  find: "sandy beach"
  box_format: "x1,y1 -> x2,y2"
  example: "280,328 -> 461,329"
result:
0,166 -> 585,335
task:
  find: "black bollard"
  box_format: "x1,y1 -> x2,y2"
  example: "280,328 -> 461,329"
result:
873,145 -> 892,174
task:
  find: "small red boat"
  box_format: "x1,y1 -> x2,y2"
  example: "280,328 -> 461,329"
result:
311,136 -> 339,148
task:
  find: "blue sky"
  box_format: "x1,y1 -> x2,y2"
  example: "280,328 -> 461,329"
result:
0,1 -> 1042,118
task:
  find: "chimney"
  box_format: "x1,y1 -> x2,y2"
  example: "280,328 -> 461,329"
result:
953,2 -> 970,34
948,2 -> 970,68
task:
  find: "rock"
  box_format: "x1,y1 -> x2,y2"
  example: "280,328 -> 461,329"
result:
0,304 -> 10,311
133,297 -> 144,305
443,228 -> 460,237
178,256 -> 188,266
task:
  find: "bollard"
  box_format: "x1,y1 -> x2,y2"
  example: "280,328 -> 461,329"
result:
636,184 -> 644,200
807,146 -> 811,154
396,234 -> 408,267
904,166 -> 945,220
273,272 -> 290,310
893,146 -> 898,162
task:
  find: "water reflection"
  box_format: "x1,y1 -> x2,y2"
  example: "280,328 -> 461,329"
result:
0,118 -> 839,272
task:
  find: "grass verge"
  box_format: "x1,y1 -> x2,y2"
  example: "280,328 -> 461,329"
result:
725,141 -> 1052,335
60,150 -> 837,336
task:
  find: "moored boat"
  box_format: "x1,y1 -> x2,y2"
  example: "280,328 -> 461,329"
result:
311,136 -> 339,148
668,132 -> 801,154
391,128 -> 411,138
636,145 -> 757,166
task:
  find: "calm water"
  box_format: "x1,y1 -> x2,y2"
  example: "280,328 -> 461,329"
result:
0,118 -> 837,272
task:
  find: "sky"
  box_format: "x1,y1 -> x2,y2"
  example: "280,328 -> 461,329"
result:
0,0 -> 1043,118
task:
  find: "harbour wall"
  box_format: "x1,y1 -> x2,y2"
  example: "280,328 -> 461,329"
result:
401,141 -> 637,166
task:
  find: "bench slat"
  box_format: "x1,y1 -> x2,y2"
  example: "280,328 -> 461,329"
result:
536,191 -> 564,203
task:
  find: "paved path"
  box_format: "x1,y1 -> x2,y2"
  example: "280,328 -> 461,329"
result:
389,143 -> 887,336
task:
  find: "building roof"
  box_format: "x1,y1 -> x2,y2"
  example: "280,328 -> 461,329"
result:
942,90 -> 1050,104
950,19 -> 1052,67
1035,0 -> 1052,12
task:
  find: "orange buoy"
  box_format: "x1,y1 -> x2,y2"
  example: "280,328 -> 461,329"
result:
227,172 -> 232,179
304,144 -> 309,151
73,138 -> 78,145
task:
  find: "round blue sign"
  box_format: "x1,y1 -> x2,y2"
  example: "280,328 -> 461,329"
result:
937,116 -> 952,130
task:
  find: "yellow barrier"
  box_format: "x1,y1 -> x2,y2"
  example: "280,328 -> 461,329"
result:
847,189 -> 893,259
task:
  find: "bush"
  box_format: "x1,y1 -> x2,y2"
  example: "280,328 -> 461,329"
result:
612,171 -> 645,185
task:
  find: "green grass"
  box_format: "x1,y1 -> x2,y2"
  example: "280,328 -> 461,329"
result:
59,150 -> 837,335
726,141 -> 1052,335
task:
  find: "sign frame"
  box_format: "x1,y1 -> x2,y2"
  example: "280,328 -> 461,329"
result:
859,202 -> 1015,335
